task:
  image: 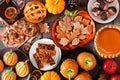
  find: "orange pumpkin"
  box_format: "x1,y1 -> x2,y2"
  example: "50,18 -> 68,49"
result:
52,10 -> 96,50
2,69 -> 16,80
41,71 -> 61,80
3,49 -> 18,66
15,61 -> 29,77
0,59 -> 4,71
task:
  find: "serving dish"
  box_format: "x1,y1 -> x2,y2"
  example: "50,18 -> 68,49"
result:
88,0 -> 119,23
0,47 -> 31,80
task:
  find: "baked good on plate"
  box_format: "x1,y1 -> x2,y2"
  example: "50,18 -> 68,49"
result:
1,69 -> 16,80
52,10 -> 95,50
33,43 -> 56,69
77,52 -> 96,71
24,1 -> 46,23
60,59 -> 79,79
95,25 -> 120,58
3,49 -> 18,66
41,71 -> 61,80
0,59 -> 4,71
15,61 -> 29,77
74,72 -> 92,80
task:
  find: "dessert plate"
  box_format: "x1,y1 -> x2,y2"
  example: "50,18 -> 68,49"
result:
87,0 -> 119,23
29,38 -> 61,71
0,48 -> 31,80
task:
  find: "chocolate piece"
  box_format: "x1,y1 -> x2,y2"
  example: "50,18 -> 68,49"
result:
107,7 -> 117,15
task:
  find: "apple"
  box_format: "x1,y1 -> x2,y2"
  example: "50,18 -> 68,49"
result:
109,74 -> 120,80
102,59 -> 118,74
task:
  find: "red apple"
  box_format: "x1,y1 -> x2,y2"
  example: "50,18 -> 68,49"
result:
102,59 -> 118,74
109,74 -> 120,80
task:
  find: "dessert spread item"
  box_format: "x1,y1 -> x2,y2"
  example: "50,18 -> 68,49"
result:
0,59 -> 4,72
30,75 -> 37,80
3,49 -> 18,66
4,6 -> 17,20
92,0 -> 117,21
74,72 -> 92,80
33,43 -> 56,68
45,0 -> 65,15
15,61 -> 29,77
1,69 -> 17,80
2,29 -> 26,47
12,18 -> 38,36
52,10 -> 95,50
24,1 -> 46,23
22,43 -> 32,54
41,71 -> 61,80
94,25 -> 120,58
98,73 -> 109,80
77,52 -> 96,71
31,69 -> 42,80
60,59 -> 79,79
38,23 -> 50,33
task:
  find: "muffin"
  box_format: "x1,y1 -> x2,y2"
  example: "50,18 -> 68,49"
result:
60,59 -> 79,79
77,52 -> 96,71
3,49 -> 18,66
74,72 -> 92,80
0,59 -> 4,71
15,61 -> 29,77
2,69 -> 16,80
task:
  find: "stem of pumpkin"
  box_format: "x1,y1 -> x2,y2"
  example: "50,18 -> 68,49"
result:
54,0 -> 59,5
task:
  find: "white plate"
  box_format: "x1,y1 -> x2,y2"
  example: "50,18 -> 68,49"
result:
87,0 -> 119,23
29,38 -> 61,71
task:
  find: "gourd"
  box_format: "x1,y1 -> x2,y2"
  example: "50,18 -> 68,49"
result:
41,71 -> 61,80
0,59 -> 4,71
15,61 -> 29,77
45,0 -> 65,15
2,69 -> 16,80
3,49 -> 18,66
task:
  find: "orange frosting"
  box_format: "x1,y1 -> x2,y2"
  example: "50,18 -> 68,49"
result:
96,28 -> 120,54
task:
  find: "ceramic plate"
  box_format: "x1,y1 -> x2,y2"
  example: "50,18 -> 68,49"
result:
0,48 -> 31,80
88,0 -> 119,23
29,38 -> 61,71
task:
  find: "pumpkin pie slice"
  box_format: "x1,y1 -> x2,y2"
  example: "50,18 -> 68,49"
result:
95,25 -> 120,58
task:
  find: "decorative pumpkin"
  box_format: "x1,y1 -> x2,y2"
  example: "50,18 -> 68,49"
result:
3,49 -> 18,66
15,61 -> 29,77
2,69 -> 16,80
41,71 -> 61,80
0,59 -> 4,71
45,0 -> 65,15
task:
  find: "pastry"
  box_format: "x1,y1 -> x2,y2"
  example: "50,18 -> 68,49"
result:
52,10 -> 95,50
24,1 -> 46,23
95,25 -> 120,58
77,52 -> 96,71
15,61 -> 29,77
60,59 -> 79,79
107,7 -> 117,16
32,69 -> 42,80
2,69 -> 16,80
3,49 -> 18,66
41,71 -> 61,80
74,72 -> 92,80
0,59 -> 4,71
33,43 -> 56,69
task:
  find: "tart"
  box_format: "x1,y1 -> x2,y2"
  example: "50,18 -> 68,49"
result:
24,1 -> 46,23
52,10 -> 95,50
95,25 -> 120,58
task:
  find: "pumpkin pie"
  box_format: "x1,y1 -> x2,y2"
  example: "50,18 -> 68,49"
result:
95,25 -> 120,58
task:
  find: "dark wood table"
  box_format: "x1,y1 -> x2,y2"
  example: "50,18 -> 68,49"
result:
0,0 -> 120,80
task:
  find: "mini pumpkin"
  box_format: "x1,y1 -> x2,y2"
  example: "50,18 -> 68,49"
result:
0,59 -> 4,71
45,0 -> 65,15
3,49 -> 18,66
2,69 -> 16,80
41,71 -> 61,80
15,61 -> 29,77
